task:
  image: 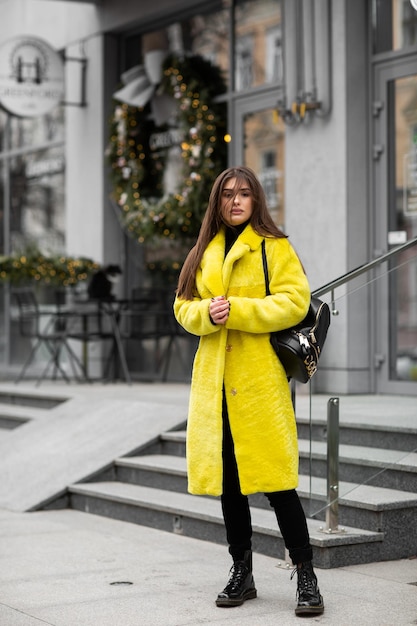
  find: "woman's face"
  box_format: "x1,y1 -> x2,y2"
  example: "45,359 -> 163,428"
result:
220,177 -> 254,226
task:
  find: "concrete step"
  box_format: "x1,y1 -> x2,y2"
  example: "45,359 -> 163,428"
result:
141,429 -> 187,457
0,387 -> 68,429
113,453 -> 417,546
115,453 -> 417,511
0,403 -> 49,429
60,391 -> 417,569
154,430 -> 417,493
296,417 -> 417,452
263,475 -> 417,563
68,481 -> 383,569
298,439 -> 417,492
115,454 -> 186,492
0,389 -> 67,409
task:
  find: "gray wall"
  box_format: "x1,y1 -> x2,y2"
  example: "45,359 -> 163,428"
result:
284,0 -> 371,393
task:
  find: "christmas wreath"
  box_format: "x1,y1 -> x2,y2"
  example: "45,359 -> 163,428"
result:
107,53 -> 227,247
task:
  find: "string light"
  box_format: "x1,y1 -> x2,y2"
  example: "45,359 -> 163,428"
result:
0,252 -> 99,287
106,52 -> 227,279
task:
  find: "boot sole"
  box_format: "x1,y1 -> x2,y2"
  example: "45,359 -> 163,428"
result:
295,604 -> 324,616
216,588 -> 257,607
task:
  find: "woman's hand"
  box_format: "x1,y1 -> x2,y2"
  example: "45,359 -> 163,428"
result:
209,295 -> 230,325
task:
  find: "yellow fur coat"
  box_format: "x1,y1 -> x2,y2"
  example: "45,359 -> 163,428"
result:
174,225 -> 310,496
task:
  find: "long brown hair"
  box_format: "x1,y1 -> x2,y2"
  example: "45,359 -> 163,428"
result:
176,166 -> 286,300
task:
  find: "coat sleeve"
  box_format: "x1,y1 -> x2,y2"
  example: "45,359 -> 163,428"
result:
174,295 -> 220,337
226,238 -> 310,334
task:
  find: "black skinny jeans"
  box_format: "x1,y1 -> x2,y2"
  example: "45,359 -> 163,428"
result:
221,396 -> 313,565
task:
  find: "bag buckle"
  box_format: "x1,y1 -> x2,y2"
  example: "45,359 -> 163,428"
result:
298,333 -> 310,350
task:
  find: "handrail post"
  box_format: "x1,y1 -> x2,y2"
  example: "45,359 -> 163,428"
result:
326,397 -> 339,532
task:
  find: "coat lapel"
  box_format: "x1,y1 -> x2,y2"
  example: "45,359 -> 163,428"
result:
201,226 -> 264,296
222,226 -> 263,290
200,230 -> 226,296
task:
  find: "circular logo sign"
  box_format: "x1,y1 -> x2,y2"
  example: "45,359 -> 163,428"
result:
0,36 -> 64,117
411,0 -> 417,9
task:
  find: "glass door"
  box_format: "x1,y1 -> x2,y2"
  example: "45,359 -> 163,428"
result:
232,91 -> 285,228
373,58 -> 417,394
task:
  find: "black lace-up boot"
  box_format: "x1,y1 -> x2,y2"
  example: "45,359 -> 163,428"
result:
216,550 -> 257,607
291,561 -> 324,616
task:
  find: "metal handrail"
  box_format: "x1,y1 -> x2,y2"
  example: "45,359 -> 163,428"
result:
312,236 -> 417,299
308,235 -> 417,531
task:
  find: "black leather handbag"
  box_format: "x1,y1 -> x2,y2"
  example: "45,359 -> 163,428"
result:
261,240 -> 330,383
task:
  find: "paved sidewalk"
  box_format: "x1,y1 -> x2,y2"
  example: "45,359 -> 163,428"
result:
0,507 -> 416,626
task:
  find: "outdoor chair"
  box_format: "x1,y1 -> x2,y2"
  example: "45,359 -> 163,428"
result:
119,287 -> 189,381
62,299 -> 131,383
12,287 -> 87,385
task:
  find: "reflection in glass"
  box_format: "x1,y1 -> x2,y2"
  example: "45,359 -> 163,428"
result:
391,74 -> 417,380
243,108 -> 285,228
0,107 -> 65,151
10,146 -> 65,255
124,2 -> 230,88
0,161 -> 4,254
234,0 -> 282,91
189,1 -> 230,87
0,106 -> 65,256
0,104 -> 66,371
373,0 -> 417,53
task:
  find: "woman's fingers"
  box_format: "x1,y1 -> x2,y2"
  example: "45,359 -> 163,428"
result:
210,297 -> 230,324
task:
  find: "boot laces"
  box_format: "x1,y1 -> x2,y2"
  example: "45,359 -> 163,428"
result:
291,564 -> 317,599
224,561 -> 249,593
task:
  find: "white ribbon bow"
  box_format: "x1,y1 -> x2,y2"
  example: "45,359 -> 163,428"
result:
112,49 -> 176,126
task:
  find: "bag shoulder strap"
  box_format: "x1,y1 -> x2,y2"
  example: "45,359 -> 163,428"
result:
261,239 -> 270,296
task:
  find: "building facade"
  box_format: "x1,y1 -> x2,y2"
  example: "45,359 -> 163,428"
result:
0,0 -> 416,396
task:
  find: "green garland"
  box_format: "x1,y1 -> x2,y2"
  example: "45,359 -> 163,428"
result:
107,53 -> 227,245
0,251 -> 99,287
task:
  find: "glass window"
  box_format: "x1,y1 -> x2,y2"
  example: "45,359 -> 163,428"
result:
243,108 -> 284,227
0,104 -> 65,371
123,2 -> 230,87
236,35 -> 253,90
265,25 -> 283,84
188,3 -> 230,86
373,0 -> 417,53
0,108 -> 65,152
10,145 -> 65,255
234,0 -> 282,91
0,106 -> 65,257
396,0 -> 417,48
0,110 -> 7,153
0,161 -> 4,254
118,0 -> 285,266
388,74 -> 417,380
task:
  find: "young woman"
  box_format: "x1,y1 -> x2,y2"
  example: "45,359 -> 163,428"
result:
174,166 -> 324,616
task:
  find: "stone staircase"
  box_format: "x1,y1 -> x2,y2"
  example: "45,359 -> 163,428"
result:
67,409 -> 417,569
0,384 -> 415,569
